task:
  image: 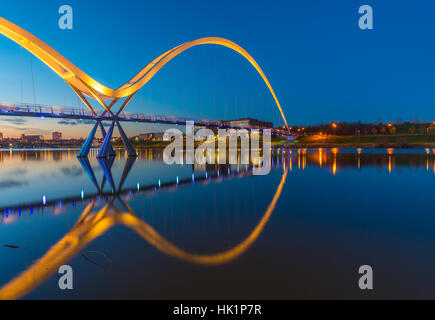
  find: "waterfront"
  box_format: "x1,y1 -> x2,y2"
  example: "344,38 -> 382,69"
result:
1,148 -> 435,299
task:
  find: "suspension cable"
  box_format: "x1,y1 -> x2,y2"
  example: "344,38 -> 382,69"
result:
29,54 -> 36,104
20,45 -> 23,104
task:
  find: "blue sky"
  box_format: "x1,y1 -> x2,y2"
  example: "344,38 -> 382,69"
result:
0,0 -> 435,138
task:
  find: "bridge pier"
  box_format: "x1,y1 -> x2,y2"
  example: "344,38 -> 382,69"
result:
115,119 -> 137,157
97,121 -> 115,158
99,121 -> 116,157
78,120 -> 117,158
95,119 -> 137,158
77,121 -> 99,158
78,119 -> 137,159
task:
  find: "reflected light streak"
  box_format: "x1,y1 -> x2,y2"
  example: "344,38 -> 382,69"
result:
388,156 -> 392,174
318,148 -> 323,168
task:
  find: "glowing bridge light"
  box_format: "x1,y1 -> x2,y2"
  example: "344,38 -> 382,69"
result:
158,179 -> 161,187
42,195 -> 46,205
176,176 -> 179,184
81,190 -> 84,199
137,182 -> 140,191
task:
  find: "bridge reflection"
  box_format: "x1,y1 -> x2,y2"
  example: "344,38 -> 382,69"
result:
0,151 -> 288,299
0,147 -> 434,217
1,148 -> 434,298
0,147 -> 277,214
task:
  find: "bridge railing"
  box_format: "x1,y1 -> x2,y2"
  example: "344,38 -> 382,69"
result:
0,102 -> 213,125
0,102 -> 97,117
0,102 -> 288,134
116,111 -> 213,126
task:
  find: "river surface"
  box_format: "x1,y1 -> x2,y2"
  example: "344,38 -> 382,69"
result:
0,147 -> 434,299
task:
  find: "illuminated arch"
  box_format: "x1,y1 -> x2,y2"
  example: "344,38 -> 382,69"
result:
0,17 -> 289,131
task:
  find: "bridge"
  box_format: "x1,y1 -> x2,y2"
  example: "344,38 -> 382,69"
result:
0,17 -> 290,159
0,102 -> 289,131
0,101 -> 290,154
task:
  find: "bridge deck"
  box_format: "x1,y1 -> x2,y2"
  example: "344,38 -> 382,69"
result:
0,102 -> 287,134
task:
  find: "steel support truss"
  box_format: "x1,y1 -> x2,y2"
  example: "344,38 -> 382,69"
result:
71,81 -> 137,158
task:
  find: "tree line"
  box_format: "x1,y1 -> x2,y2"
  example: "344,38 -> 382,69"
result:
290,122 -> 435,136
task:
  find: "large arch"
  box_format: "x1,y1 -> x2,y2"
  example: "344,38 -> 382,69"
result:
0,17 -> 289,131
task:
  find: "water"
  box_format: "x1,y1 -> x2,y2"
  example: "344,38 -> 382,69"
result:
0,147 -> 434,299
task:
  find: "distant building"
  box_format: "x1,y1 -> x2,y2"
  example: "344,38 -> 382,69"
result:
52,132 -> 62,141
221,118 -> 273,130
137,132 -> 167,141
0,132 -> 3,141
21,134 -> 43,143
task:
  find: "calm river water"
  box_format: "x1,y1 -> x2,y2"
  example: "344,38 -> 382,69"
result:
0,148 -> 434,299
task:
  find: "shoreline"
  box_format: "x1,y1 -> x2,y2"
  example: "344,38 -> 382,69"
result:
2,144 -> 435,151
278,143 -> 435,149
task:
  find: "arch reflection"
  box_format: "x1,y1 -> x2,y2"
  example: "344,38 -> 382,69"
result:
0,153 -> 288,299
